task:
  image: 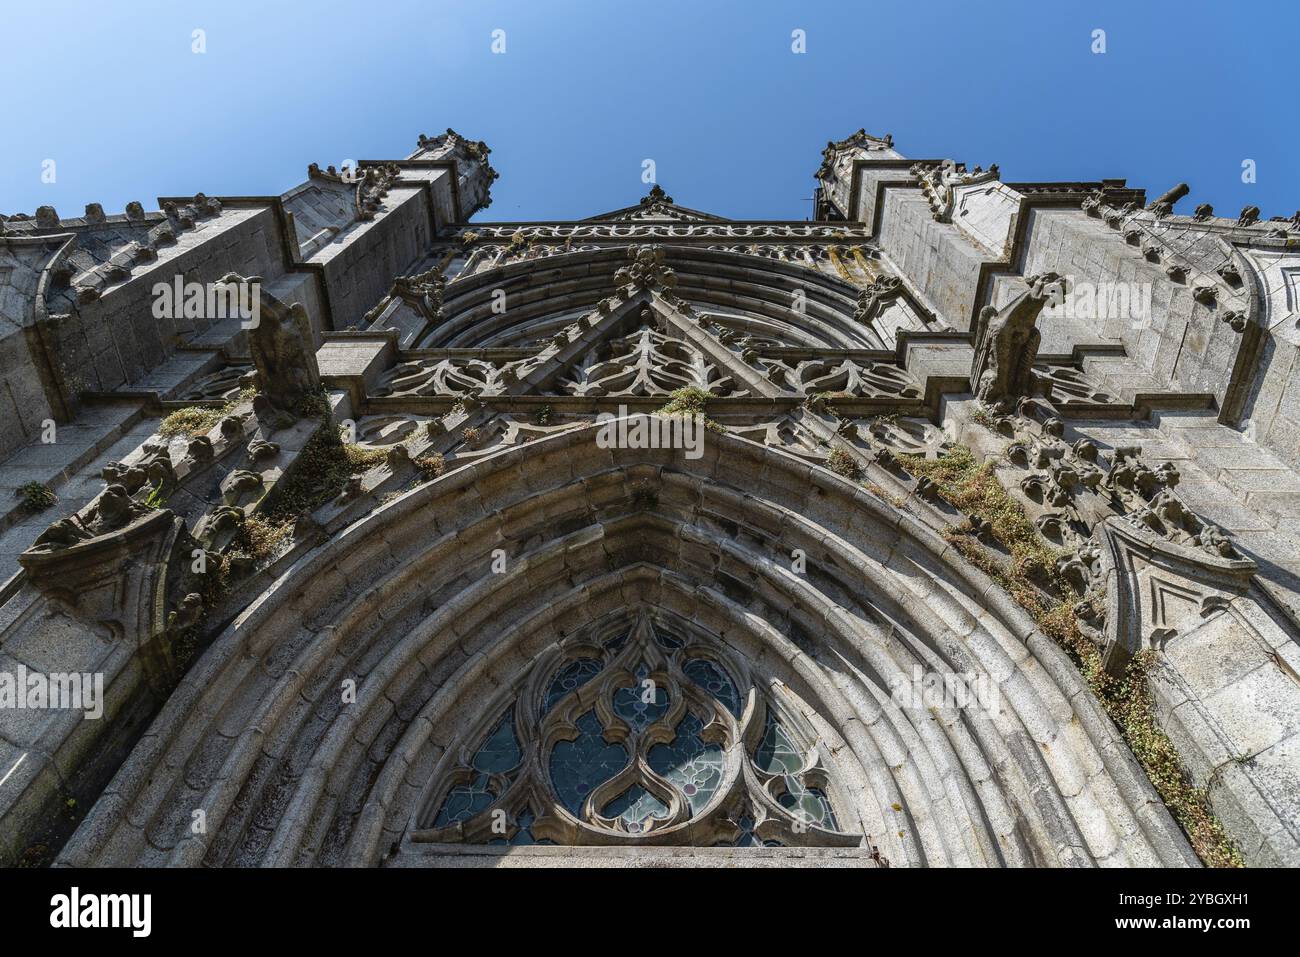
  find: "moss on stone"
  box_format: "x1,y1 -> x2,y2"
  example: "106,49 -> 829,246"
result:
826,447 -> 861,479
263,424 -> 385,522
158,387 -> 256,438
656,387 -> 724,432
863,481 -> 905,508
17,481 -> 57,513
806,390 -> 852,416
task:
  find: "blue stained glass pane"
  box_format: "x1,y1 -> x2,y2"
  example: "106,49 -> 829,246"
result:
549,711 -> 630,815
434,708 -> 520,827
754,711 -> 803,775
683,658 -> 743,717
603,785 -> 669,831
472,708 -> 522,775
754,711 -> 838,830
613,663 -> 668,730
716,814 -> 785,847
647,713 -> 725,815
487,808 -> 556,846
779,786 -> 837,830
544,658 -> 603,711
434,772 -> 495,827
653,628 -> 683,650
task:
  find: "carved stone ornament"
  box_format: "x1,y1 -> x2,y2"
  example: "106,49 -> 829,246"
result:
235,275 -> 322,421
970,273 -> 1066,404
911,159 -> 1000,223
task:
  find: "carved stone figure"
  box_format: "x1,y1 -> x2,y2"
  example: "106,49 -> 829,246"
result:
971,273 -> 1066,404
235,275 -> 322,421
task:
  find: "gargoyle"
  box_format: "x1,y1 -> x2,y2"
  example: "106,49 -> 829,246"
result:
971,273 -> 1067,404
226,272 -> 322,423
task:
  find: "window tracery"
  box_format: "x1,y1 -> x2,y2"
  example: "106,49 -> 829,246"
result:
414,612 -> 858,847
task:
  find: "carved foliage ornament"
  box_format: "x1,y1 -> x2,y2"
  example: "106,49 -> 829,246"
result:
854,275 -> 903,324
614,245 -> 677,292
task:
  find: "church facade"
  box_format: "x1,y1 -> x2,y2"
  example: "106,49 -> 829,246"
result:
1,128 -> 1298,867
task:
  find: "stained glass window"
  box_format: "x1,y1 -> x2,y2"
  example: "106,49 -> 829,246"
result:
604,786 -> 670,830
683,657 -> 743,717
549,711 -> 630,815
544,658 -> 602,710
423,613 -> 853,847
755,711 -> 837,829
612,663 -> 669,730
647,713 -> 724,815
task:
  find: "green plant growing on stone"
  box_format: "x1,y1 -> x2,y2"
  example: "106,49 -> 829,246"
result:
825,447 -> 861,479
255,410 -> 387,531
415,453 -> 445,479
535,405 -> 552,426
17,481 -> 57,513
296,387 -> 332,420
158,387 -> 256,438
656,387 -> 724,432
898,444 -> 1243,868
807,391 -> 851,416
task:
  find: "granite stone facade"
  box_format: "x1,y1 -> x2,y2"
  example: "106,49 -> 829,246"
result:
0,128 -> 1297,867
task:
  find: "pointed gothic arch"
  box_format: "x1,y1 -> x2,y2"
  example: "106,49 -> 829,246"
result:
59,422 -> 1195,868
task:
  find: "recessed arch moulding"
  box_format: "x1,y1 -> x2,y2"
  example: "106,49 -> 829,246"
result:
58,425 -> 1195,867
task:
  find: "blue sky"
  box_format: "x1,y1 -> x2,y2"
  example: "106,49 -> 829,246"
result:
2,0 -> 1295,223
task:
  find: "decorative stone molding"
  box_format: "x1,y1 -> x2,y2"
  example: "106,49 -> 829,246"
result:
356,162 -> 401,221
416,128 -> 498,180
415,610 -> 854,847
455,223 -> 870,243
853,275 -> 902,323
19,488 -> 191,680
54,424 -> 1196,868
969,395 -> 1255,676
24,483 -> 150,554
911,159 -> 1000,223
1089,516 -> 1256,676
814,128 -> 895,181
